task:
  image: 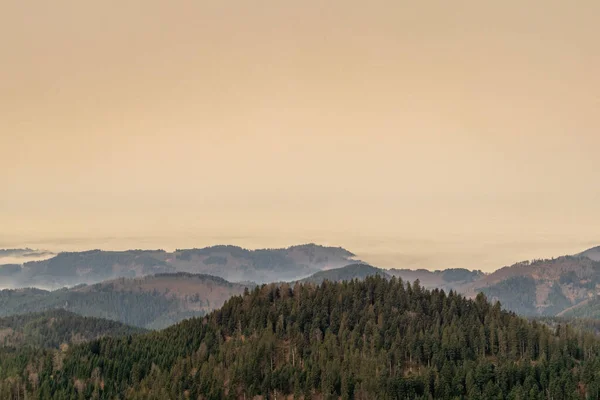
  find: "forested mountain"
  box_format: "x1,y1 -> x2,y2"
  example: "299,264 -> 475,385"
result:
2,276 -> 600,399
7,244 -> 600,320
0,309 -> 144,348
387,267 -> 484,291
171,244 -> 356,283
467,256 -> 600,316
298,263 -> 389,284
0,273 -> 250,329
559,296 -> 600,320
6,244 -> 356,289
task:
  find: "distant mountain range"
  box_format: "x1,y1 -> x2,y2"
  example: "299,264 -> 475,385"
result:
296,246 -> 600,318
0,244 -> 356,289
2,243 -> 600,326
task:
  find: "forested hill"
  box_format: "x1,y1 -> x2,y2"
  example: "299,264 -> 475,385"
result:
4,276 -> 600,399
0,309 -> 145,348
0,273 -> 250,329
579,246 -> 600,262
298,263 -> 389,284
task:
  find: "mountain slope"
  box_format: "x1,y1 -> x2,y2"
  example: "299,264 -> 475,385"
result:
388,267 -> 484,291
579,245 -> 600,262
10,244 -> 356,288
298,263 -> 390,284
3,276 -> 600,399
559,296 -> 600,319
171,243 -> 356,282
0,309 -> 145,348
465,256 -> 600,316
0,273 -> 251,329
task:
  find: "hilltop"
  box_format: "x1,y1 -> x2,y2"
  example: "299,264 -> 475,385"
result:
2,276 -> 600,398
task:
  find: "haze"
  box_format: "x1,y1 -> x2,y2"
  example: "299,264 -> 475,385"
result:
1,1 -> 598,271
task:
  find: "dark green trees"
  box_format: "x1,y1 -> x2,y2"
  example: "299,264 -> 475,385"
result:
2,276 -> 600,399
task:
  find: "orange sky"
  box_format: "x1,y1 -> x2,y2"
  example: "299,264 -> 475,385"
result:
1,1 -> 598,270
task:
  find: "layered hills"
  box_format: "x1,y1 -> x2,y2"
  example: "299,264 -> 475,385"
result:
1,244 -> 355,289
0,273 -> 250,329
2,276 -> 600,399
2,243 -> 600,326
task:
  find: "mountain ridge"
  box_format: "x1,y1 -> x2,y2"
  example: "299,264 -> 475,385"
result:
4,243 -> 357,289
3,275 -> 600,398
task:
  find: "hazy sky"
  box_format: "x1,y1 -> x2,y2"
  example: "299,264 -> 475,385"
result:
1,1 -> 598,270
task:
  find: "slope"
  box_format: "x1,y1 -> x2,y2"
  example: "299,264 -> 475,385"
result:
10,244 -> 356,288
579,246 -> 600,262
298,263 -> 390,284
0,273 -> 250,329
4,276 -> 600,399
0,309 -> 145,348
466,256 -> 600,316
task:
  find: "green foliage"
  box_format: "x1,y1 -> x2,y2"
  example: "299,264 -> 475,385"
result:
0,286 -> 205,330
2,276 -> 600,399
0,309 -> 145,348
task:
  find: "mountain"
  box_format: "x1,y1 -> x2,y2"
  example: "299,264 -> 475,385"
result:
170,244 -> 356,283
2,276 -> 600,399
9,244 -> 356,289
0,273 -> 251,329
299,263 -> 390,284
462,255 -> 600,316
0,309 -> 144,349
558,295 -> 600,319
16,249 -> 175,289
388,267 -> 484,291
579,245 -> 600,261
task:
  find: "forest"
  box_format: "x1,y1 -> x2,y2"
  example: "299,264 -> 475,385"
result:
1,276 -> 600,399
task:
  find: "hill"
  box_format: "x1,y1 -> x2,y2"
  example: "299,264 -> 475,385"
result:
388,267 -> 484,291
0,309 -> 144,348
16,249 -> 175,289
0,273 -> 251,329
464,256 -> 600,316
558,296 -> 600,319
298,263 -> 390,284
171,244 -> 356,283
2,276 -> 600,399
579,246 -> 600,262
9,244 -> 356,289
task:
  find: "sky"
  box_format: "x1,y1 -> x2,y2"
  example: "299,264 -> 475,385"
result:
1,1 -> 599,271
